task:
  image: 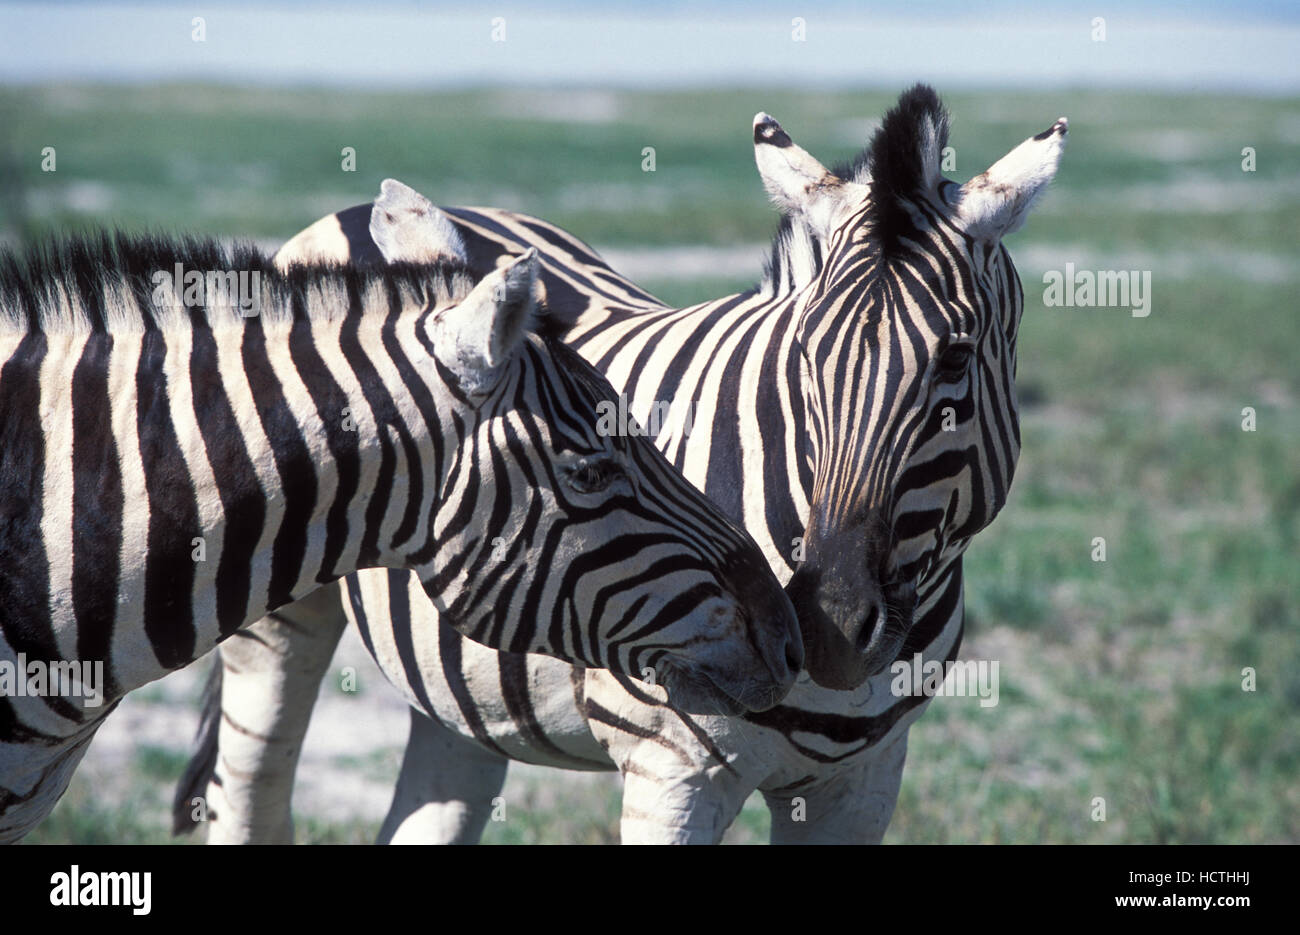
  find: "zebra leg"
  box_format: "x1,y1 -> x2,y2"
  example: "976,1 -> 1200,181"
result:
584,671 -> 759,844
764,728 -> 910,844
1,718 -> 109,844
376,708 -> 509,845
618,767 -> 757,844
201,582 -> 348,844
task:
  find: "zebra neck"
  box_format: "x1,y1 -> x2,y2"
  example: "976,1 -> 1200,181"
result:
170,308 -> 449,663
3,305 -> 449,707
564,291 -> 813,572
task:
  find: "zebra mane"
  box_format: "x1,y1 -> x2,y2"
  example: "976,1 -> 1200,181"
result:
545,334 -> 621,407
0,231 -> 478,336
759,84 -> 952,295
844,84 -> 951,251
758,212 -> 824,299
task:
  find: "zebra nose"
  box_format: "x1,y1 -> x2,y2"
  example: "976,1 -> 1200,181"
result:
784,632 -> 803,674
752,588 -> 803,681
853,605 -> 882,654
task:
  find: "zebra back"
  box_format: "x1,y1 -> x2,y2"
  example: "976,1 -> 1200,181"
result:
184,86 -> 1068,841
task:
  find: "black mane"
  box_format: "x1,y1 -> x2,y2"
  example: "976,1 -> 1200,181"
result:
0,231 -> 477,334
848,84 -> 950,250
759,83 -> 951,292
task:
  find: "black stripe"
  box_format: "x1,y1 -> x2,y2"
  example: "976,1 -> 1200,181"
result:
241,314 -> 315,610
189,314 -> 265,637
635,294 -> 756,439
756,308 -> 804,562
498,653 -> 600,768
518,217 -> 660,305
446,207 -> 658,308
702,312 -> 766,523
388,568 -> 439,719
0,334 -> 76,731
345,573 -> 378,663
583,698 -> 701,767
437,613 -> 510,757
286,305 -> 359,584
69,333 -> 123,696
337,276 -> 401,568
380,297 -> 444,556
136,330 -> 201,670
901,561 -> 963,656
608,673 -> 741,775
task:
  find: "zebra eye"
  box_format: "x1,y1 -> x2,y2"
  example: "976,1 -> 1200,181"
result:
567,457 -> 624,494
937,344 -> 973,382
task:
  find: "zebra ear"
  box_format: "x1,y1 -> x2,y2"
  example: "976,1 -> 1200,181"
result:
753,113 -> 856,239
432,249 -> 539,397
953,118 -> 1068,242
369,178 -> 468,264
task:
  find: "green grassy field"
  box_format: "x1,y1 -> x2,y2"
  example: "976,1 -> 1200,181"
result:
6,83 -> 1297,844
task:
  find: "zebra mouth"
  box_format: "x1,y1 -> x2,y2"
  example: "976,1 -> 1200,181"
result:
856,576 -> 916,675
857,624 -> 907,677
656,661 -> 767,716
785,567 -> 919,690
881,574 -> 917,631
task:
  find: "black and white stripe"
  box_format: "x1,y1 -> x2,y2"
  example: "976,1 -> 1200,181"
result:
182,85 -> 1067,843
0,228 -> 802,843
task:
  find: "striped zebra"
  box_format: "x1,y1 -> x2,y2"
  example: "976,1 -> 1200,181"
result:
0,220 -> 804,843
179,85 -> 1068,843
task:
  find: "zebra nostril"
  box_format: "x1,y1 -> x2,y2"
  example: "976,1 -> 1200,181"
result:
784,637 -> 802,673
854,606 -> 880,653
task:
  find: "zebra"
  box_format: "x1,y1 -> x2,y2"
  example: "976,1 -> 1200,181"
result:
179,85 -> 1068,843
0,220 -> 806,843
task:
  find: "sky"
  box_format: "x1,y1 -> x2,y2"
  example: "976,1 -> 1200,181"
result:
0,1 -> 1297,92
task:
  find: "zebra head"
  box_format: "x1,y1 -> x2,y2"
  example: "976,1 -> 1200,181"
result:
274,188 -> 804,716
754,86 -> 1067,688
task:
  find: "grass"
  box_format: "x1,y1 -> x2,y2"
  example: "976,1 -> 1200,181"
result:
31,746 -> 197,846
10,83 -> 1298,844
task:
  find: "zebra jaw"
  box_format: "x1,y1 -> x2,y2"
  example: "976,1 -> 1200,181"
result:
651,658 -> 782,717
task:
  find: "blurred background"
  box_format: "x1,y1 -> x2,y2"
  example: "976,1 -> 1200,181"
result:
2,0 -> 1296,843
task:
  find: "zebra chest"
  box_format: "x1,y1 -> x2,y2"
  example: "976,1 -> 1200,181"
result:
372,614 -> 614,771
